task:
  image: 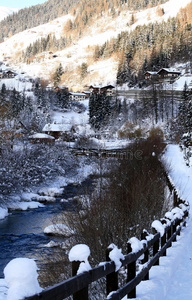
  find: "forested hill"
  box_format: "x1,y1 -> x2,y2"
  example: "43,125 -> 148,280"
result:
0,0 -> 80,42
0,0 -> 168,42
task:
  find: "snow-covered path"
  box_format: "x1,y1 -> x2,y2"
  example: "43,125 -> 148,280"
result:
162,145 -> 192,300
164,219 -> 192,300
133,144 -> 192,300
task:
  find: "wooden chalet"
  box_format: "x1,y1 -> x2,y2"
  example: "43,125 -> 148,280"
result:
42,123 -> 75,140
89,84 -> 115,96
54,86 -> 69,93
69,92 -> 86,101
3,70 -> 17,78
157,68 -> 181,81
144,71 -> 158,80
83,91 -> 91,98
29,133 -> 55,144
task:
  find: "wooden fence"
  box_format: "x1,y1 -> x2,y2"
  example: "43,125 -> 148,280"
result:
25,213 -> 189,299
24,172 -> 189,300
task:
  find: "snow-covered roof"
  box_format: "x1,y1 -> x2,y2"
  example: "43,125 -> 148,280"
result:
145,71 -> 158,75
42,123 -> 72,132
69,92 -> 86,96
89,85 -> 103,89
29,133 -> 55,139
158,68 -> 181,74
89,84 -> 115,89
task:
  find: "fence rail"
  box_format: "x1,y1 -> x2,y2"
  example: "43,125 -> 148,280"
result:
25,204 -> 189,300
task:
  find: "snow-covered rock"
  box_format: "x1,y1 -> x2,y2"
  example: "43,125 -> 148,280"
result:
0,207 -> 8,220
44,224 -> 74,236
8,201 -> 44,211
38,187 -> 64,197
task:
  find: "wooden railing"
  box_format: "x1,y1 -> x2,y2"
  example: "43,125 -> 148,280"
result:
24,202 -> 189,300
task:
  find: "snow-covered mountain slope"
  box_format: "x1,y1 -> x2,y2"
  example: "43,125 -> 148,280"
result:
0,6 -> 19,21
0,0 -> 191,90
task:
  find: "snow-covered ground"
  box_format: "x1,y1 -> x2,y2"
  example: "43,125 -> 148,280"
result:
0,144 -> 192,299
0,0 -> 191,89
0,7 -> 18,22
130,144 -> 192,300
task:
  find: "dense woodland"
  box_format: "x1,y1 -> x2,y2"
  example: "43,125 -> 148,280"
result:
20,0 -> 192,87
0,0 -> 80,42
0,0 -> 168,43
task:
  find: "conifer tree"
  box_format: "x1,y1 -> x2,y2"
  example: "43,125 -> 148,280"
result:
89,92 -> 111,129
52,63 -> 64,86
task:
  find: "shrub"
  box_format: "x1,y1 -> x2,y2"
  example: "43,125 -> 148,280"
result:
118,122 -> 144,139
148,126 -> 164,140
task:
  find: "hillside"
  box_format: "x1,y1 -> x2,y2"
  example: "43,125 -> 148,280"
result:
0,0 -> 169,41
0,7 -> 18,22
0,0 -> 192,90
0,0 -> 79,42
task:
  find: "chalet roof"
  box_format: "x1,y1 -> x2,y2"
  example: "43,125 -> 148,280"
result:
89,85 -> 102,89
42,123 -> 72,132
158,68 -> 181,74
145,71 -> 158,75
103,85 -> 115,89
55,86 -> 67,89
69,92 -> 86,96
29,133 -> 55,139
83,91 -> 91,94
89,84 -> 115,89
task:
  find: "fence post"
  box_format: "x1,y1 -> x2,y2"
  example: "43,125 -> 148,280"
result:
141,230 -> 149,280
152,229 -> 159,265
173,190 -> 178,207
71,260 -> 89,300
172,218 -> 178,242
72,261 -> 88,300
167,223 -> 172,248
127,242 -> 136,298
106,246 -> 118,295
160,219 -> 167,256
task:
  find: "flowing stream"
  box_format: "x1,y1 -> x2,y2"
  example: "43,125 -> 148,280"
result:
0,177 -> 94,278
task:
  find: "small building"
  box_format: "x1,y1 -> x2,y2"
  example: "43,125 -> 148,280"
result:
54,86 -> 69,93
89,84 -> 115,96
83,91 -> 91,98
69,92 -> 86,101
3,70 -> 17,78
157,68 -> 181,81
29,133 -> 55,144
144,71 -> 158,80
42,123 -> 74,140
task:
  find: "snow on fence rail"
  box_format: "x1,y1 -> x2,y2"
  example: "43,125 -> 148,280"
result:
21,172 -> 189,300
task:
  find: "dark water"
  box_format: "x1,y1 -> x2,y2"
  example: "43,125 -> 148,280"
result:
0,177 -> 94,278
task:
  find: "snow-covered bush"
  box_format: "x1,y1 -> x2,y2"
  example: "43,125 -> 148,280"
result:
0,143 -> 75,204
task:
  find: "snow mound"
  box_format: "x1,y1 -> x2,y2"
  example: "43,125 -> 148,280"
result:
152,220 -> 165,237
9,201 -> 44,211
0,207 -> 8,220
44,224 -> 74,236
4,258 -> 42,300
69,244 -> 90,262
68,244 -> 91,274
108,243 -> 125,272
38,187 -> 64,197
